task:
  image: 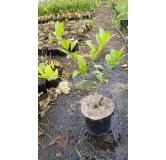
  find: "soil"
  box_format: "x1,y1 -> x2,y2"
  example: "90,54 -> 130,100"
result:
80,95 -> 114,120
38,1 -> 128,159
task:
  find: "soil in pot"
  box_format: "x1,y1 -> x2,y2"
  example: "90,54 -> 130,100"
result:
46,79 -> 60,88
38,79 -> 47,93
80,95 -> 114,136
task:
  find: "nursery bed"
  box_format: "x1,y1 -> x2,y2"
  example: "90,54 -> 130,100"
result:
38,10 -> 96,24
38,19 -> 93,56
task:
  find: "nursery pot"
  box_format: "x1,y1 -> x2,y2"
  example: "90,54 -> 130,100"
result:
80,95 -> 114,136
46,79 -> 60,88
38,79 -> 47,93
120,20 -> 128,29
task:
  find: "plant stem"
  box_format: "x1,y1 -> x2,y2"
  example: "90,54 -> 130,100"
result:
38,125 -> 53,141
75,141 -> 84,160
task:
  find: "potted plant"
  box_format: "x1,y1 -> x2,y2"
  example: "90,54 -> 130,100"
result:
48,21 -> 78,56
73,44 -> 126,136
38,63 -> 60,88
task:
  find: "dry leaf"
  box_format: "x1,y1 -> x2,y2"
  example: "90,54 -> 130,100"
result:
56,81 -> 72,94
39,96 -> 50,110
38,131 -> 43,136
49,135 -> 69,147
121,64 -> 128,68
40,105 -> 51,118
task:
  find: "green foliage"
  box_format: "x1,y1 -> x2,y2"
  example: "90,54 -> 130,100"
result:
76,55 -> 87,74
38,0 -> 99,17
108,0 -> 128,27
72,55 -> 87,79
50,21 -> 64,43
58,39 -> 78,62
105,46 -> 127,68
38,63 -> 59,80
86,27 -> 110,62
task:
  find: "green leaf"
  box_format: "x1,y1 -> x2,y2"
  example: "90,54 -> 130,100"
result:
119,46 -> 125,56
38,68 -> 44,75
77,55 -> 87,74
57,48 -> 69,55
105,54 -> 111,64
104,79 -> 108,83
70,40 -> 78,51
72,70 -> 81,79
73,51 -> 78,58
54,21 -> 64,42
101,31 -> 110,44
61,40 -> 70,50
38,74 -> 46,79
93,64 -> 105,70
38,63 -> 45,70
105,54 -> 115,65
54,69 -> 59,79
110,49 -> 115,56
44,65 -> 52,78
114,50 -> 121,58
86,41 -> 96,51
96,33 -> 102,45
86,42 -> 96,60
74,80 -> 88,87
99,27 -> 105,39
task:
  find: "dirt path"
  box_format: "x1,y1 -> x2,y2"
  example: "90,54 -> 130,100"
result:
39,1 -> 128,160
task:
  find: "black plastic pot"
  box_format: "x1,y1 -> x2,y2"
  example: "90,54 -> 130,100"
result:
38,79 -> 47,93
120,20 -> 128,29
46,79 -> 60,88
84,114 -> 112,136
80,95 -> 114,136
54,66 -> 63,76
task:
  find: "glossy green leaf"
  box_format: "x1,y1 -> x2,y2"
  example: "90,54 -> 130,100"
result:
99,27 -> 105,39
70,40 -> 78,51
77,55 -> 87,74
44,65 -> 52,78
61,40 -> 70,50
57,48 -> 69,55
96,33 -> 102,45
105,54 -> 111,64
86,41 -> 96,60
72,70 -> 81,79
54,69 -> 59,79
73,51 -> 78,58
38,63 -> 45,70
38,74 -> 46,79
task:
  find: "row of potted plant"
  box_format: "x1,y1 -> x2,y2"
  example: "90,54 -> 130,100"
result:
38,19 -> 93,56
38,10 -> 96,24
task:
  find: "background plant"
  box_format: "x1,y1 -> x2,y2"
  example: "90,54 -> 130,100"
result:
38,63 -> 59,80
58,39 -> 78,63
108,0 -> 128,27
105,46 -> 127,69
38,0 -> 100,17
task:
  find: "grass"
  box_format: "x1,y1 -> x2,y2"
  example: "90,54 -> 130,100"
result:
38,0 -> 101,17
108,0 -> 128,27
